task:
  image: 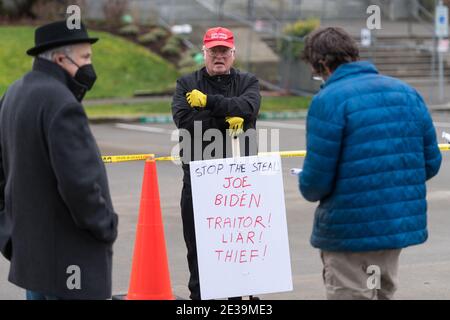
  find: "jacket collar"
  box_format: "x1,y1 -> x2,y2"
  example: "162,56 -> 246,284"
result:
32,57 -> 87,102
322,61 -> 379,88
200,67 -> 236,81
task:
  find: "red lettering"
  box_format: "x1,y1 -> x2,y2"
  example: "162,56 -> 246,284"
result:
239,250 -> 247,263
250,249 -> 259,262
221,233 -> 229,243
215,217 -> 222,229
230,194 -> 239,207
223,217 -> 231,228
247,231 -> 255,244
215,194 -> 223,206
223,177 -> 232,188
215,250 -> 223,261
243,217 -> 252,228
239,193 -> 247,207
206,217 -> 214,229
225,250 -> 233,262
255,215 -> 266,228
250,193 -> 261,208
241,176 -> 252,188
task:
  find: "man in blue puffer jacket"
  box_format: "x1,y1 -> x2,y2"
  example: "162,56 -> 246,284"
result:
299,27 -> 442,300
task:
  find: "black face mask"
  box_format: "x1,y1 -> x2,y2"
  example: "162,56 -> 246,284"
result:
65,56 -> 97,90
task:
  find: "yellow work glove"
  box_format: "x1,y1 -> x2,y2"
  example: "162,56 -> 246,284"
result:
186,89 -> 207,108
225,117 -> 244,137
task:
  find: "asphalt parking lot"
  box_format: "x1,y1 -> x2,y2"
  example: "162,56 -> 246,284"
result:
1,116 -> 450,300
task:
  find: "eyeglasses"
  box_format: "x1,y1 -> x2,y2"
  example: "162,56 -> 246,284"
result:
204,48 -> 235,58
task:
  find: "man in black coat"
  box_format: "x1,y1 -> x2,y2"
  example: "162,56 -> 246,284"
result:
0,21 -> 118,300
171,27 -> 261,300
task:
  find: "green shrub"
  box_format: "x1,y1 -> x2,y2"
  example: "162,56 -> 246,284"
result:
283,18 -> 320,38
137,27 -> 169,44
118,24 -> 140,36
166,35 -> 182,46
178,52 -> 196,68
161,43 -> 180,56
179,65 -> 199,75
278,18 -> 320,60
137,32 -> 159,44
151,27 -> 169,39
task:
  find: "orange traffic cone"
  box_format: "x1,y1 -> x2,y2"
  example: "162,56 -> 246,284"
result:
126,158 -> 174,300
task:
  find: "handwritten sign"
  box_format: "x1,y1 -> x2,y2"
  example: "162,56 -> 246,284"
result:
190,155 -> 293,299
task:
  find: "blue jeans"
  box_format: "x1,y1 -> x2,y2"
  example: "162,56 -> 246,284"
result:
26,290 -> 61,300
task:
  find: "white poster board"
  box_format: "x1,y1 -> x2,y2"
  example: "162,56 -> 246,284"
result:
190,155 -> 293,299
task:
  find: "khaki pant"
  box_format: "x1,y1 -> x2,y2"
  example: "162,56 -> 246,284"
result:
320,249 -> 401,300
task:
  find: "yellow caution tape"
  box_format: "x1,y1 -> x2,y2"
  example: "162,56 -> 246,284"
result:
258,150 -> 307,158
103,144 -> 450,163
154,156 -> 180,162
102,154 -> 154,163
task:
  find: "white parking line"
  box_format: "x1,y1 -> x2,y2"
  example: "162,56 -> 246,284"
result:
115,121 -> 450,135
258,121 -> 306,130
115,123 -> 176,135
426,190 -> 450,201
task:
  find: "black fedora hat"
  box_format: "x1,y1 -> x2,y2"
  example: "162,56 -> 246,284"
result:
27,20 -> 98,56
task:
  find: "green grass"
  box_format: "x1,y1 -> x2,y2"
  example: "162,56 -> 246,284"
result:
0,26 -> 179,99
85,101 -> 172,117
261,96 -> 311,111
84,96 -> 311,118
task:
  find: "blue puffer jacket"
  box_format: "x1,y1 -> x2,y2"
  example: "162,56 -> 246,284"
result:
299,61 -> 442,252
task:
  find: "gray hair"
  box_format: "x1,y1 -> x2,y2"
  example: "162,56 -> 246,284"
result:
37,45 -> 74,62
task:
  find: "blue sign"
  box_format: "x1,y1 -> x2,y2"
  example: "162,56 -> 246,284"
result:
436,5 -> 449,37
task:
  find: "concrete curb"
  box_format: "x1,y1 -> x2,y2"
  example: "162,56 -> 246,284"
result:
430,104 -> 450,112
258,111 -> 308,120
89,111 -> 308,124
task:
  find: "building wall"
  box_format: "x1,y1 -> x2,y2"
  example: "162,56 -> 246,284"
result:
81,0 -> 420,23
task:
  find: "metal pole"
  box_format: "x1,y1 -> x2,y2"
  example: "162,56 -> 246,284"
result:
321,0 -> 327,23
220,0 -> 225,21
438,0 -> 445,102
439,41 -> 445,102
285,38 -> 293,92
246,0 -> 254,72
408,1 -> 413,37
431,36 -> 436,105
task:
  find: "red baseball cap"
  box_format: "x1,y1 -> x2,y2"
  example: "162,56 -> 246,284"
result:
203,27 -> 234,49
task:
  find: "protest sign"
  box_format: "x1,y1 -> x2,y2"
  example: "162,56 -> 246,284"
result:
190,155 -> 293,299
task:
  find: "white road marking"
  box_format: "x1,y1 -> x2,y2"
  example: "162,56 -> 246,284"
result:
115,123 -> 176,135
114,121 -> 450,135
258,121 -> 306,130
426,190 -> 450,201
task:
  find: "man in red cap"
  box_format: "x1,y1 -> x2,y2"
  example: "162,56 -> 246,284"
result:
172,27 -> 261,300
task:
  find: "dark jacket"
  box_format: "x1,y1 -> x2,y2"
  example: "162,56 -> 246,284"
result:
0,58 -> 118,299
171,67 -> 261,175
299,61 -> 442,252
